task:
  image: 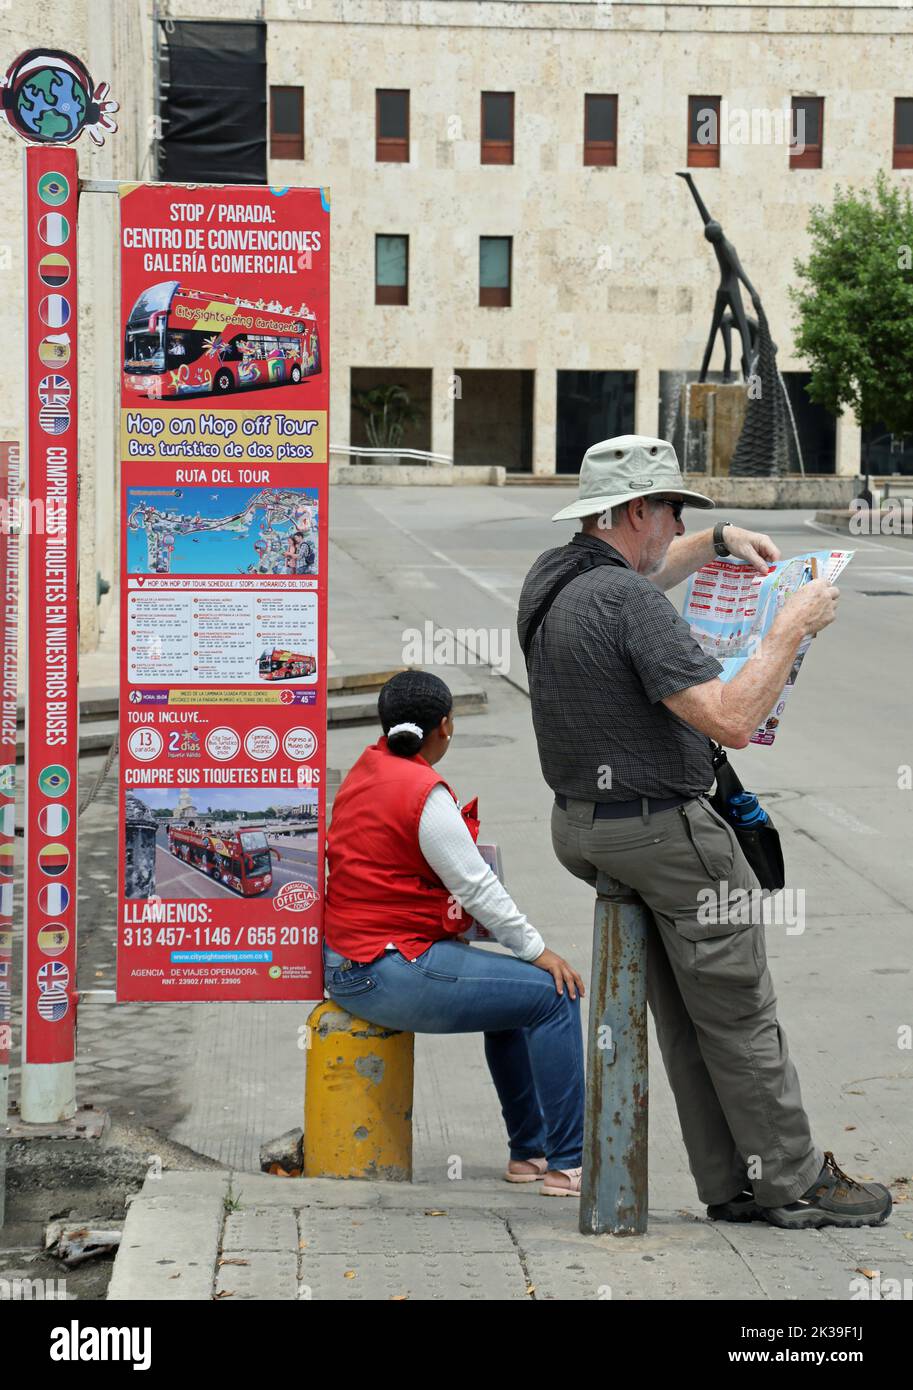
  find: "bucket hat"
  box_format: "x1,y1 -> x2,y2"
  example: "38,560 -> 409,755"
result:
552,435 -> 714,521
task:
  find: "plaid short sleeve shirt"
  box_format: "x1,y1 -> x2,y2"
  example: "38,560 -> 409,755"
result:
517,533 -> 722,802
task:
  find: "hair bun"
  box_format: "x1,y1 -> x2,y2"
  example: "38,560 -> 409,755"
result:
386,728 -> 424,758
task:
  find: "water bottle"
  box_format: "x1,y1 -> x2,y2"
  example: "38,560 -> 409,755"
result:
727,791 -> 769,828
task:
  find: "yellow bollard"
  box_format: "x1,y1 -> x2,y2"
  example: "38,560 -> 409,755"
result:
303,1000 -> 414,1180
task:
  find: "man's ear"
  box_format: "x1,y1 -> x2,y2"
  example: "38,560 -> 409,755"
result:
628,496 -> 651,532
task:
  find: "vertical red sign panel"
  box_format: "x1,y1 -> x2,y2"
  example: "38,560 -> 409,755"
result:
116,183 -> 329,1002
22,147 -> 79,1110
0,442 -> 19,1105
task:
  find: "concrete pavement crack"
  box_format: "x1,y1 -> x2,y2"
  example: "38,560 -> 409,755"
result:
495,1211 -> 538,1300
707,1221 -> 770,1299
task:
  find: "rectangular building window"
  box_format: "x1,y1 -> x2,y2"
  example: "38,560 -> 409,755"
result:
376,89 -> 409,162
790,97 -> 823,169
894,98 -> 913,169
687,95 -> 721,168
270,86 -> 303,160
584,95 -> 618,166
375,235 -> 408,305
479,236 -> 511,307
481,92 -> 514,164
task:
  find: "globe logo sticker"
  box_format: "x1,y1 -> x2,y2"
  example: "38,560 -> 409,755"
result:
269,966 -> 282,979
37,171 -> 69,205
2,49 -> 119,148
38,764 -> 70,797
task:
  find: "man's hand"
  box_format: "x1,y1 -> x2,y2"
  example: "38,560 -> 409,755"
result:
722,524 -> 780,575
653,522 -> 780,591
530,948 -> 586,1000
781,578 -> 840,636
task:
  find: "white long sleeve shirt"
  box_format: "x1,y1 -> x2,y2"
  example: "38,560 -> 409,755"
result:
411,783 -> 546,962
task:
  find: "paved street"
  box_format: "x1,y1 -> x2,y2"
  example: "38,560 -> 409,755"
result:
10,484 -> 913,1299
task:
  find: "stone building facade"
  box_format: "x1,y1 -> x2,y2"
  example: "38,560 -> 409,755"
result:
1,0 -> 911,652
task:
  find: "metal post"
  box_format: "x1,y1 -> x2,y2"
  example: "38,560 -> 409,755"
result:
579,871 -> 650,1235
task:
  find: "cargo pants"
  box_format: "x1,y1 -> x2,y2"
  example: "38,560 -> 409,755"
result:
552,794 -> 823,1207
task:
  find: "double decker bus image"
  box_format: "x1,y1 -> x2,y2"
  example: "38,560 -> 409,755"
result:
259,648 -> 317,681
166,823 -> 280,896
123,281 -> 321,399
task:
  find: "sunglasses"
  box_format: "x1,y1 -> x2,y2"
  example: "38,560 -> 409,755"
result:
656,498 -> 685,522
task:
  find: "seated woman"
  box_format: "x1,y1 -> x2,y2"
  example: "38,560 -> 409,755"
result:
324,670 -> 586,1195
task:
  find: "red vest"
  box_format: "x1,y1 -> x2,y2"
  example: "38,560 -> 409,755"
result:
324,737 -> 480,963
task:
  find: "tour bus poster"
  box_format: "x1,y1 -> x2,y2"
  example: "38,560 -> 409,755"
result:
117,182 -> 329,1002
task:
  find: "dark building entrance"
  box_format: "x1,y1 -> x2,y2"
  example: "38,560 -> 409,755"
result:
453,369 -> 534,471
780,372 -> 836,473
556,371 -> 636,474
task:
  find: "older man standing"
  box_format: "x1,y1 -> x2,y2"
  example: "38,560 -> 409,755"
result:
518,434 -> 891,1230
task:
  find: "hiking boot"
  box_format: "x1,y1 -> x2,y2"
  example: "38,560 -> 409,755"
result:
706,1190 -> 764,1223
764,1152 -> 892,1230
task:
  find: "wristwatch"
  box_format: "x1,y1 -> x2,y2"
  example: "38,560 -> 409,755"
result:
713,521 -> 733,557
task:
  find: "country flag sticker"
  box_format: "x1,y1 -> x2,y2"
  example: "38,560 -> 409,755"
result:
38,253 -> 70,288
38,883 -> 69,915
39,804 -> 69,836
38,764 -> 70,797
39,295 -> 70,329
37,987 -> 68,1022
39,333 -> 71,366
37,960 -> 69,993
38,213 -> 70,247
39,374 -> 71,408
0,884 -> 11,918
0,803 -> 15,836
0,843 -> 13,879
38,843 -> 69,877
38,924 -> 69,957
37,171 -> 70,206
39,403 -> 70,436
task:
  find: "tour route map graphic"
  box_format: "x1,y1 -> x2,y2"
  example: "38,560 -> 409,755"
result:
126,485 -> 318,576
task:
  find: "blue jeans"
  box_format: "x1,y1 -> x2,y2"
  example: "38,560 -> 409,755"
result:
323,939 -> 584,1170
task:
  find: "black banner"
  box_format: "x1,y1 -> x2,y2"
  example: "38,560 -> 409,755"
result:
159,20 -> 266,185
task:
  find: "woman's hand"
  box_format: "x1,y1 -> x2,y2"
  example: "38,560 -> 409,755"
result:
530,948 -> 586,1000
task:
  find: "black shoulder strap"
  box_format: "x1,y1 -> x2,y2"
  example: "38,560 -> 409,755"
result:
520,547 -> 626,665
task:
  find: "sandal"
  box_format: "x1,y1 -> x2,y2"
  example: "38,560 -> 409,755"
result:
542,1166 -> 583,1197
504,1156 -> 548,1184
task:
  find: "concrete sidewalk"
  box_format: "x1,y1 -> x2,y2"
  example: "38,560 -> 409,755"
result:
108,1170 -> 912,1302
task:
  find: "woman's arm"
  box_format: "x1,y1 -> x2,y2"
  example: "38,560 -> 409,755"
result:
418,785 -> 546,962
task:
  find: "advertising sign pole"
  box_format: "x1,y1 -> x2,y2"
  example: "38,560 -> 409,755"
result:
0,48 -> 117,1124
20,145 -> 80,1122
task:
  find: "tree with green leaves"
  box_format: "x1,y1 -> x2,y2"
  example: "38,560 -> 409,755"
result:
790,170 -> 913,439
